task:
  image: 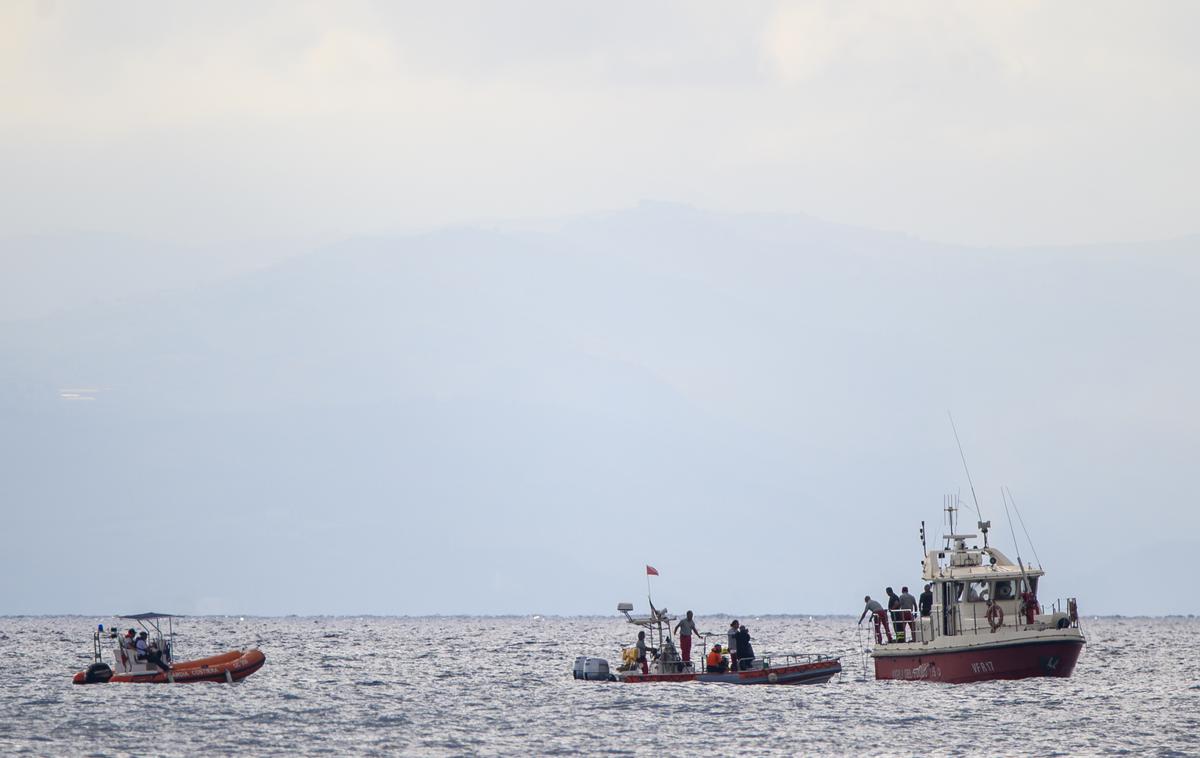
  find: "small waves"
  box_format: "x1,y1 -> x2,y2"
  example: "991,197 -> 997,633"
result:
0,616 -> 1196,756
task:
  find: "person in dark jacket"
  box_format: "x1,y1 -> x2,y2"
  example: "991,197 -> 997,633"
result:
919,584 -> 934,617
735,624 -> 755,670
885,587 -> 902,639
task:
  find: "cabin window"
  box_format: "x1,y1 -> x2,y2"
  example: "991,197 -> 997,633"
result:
965,580 -> 988,603
993,580 -> 1015,601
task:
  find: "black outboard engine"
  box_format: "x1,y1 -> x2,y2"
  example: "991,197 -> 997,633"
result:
84,662 -> 114,683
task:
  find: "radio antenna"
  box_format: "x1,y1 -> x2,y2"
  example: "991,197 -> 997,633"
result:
947,411 -> 983,520
1004,486 -> 1044,570
1000,487 -> 1023,564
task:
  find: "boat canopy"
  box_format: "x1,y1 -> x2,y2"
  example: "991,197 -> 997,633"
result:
116,612 -> 178,621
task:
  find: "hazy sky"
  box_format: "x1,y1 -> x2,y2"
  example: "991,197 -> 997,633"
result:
3,0 -> 1198,248
2,3 -> 1199,617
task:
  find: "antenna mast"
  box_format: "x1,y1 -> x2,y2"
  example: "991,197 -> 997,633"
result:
948,412 -> 984,521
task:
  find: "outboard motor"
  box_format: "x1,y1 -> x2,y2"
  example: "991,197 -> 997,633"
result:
83,662 -> 113,684
572,656 -> 613,681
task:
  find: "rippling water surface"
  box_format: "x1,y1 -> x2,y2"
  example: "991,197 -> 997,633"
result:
0,616 -> 1195,756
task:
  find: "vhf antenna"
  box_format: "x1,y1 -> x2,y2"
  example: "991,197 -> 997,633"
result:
948,411 -> 982,520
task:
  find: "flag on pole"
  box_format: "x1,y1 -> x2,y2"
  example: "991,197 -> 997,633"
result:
645,565 -> 659,576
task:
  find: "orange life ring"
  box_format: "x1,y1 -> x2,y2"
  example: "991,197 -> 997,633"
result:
986,603 -> 1004,632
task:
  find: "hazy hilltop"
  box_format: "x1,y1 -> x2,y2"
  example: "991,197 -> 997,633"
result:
2,203 -> 1197,616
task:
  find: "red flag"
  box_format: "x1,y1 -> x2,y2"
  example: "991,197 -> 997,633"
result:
645,565 -> 659,576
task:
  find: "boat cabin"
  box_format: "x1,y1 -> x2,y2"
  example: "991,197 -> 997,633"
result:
892,516 -> 1075,645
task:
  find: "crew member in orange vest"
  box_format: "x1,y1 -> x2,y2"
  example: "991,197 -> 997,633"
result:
706,644 -> 728,674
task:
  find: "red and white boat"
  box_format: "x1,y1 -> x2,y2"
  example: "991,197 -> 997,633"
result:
869,502 -> 1084,683
72,612 -> 265,684
575,602 -> 841,686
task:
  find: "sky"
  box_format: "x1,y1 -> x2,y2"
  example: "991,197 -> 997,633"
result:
3,0 -> 1199,248
1,2 -> 1199,617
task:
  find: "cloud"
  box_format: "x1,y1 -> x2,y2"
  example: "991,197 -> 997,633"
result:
0,1 -> 1198,246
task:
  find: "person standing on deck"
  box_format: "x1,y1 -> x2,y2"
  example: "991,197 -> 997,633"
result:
674,611 -> 698,664
885,587 -> 902,640
735,624 -> 755,670
898,586 -> 918,641
1020,589 -> 1040,625
635,631 -> 653,675
919,584 -> 934,618
727,620 -> 740,671
859,596 -> 893,643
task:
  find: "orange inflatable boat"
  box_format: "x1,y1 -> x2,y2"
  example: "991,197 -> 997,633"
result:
72,612 -> 266,684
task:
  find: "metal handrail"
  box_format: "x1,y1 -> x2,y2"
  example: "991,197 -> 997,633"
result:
758,652 -> 839,666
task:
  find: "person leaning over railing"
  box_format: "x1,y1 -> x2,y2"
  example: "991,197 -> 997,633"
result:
858,596 -> 893,644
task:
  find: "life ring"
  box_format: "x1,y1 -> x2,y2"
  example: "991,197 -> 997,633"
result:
986,603 -> 1004,632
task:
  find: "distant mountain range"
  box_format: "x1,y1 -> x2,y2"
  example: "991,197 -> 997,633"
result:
2,203 -> 1196,615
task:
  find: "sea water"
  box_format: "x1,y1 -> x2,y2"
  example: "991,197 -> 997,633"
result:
0,615 -> 1195,756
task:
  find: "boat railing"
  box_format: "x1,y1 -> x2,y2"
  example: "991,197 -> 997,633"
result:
883,610 -> 930,644
873,596 -> 1080,648
758,652 -> 838,668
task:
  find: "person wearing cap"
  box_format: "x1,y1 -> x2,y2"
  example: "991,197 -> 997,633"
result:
135,631 -> 149,660
859,595 -> 893,643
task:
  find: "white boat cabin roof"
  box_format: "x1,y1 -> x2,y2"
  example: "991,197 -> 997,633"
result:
922,535 -> 1043,583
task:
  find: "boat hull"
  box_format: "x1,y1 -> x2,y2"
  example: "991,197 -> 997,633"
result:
619,658 -> 841,685
873,638 -> 1083,683
73,648 -> 266,684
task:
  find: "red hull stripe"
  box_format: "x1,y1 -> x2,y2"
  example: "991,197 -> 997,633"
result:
623,660 -> 841,685
875,639 -> 1083,683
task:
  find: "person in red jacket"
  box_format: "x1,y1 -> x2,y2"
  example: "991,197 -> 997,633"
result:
1020,590 -> 1040,625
